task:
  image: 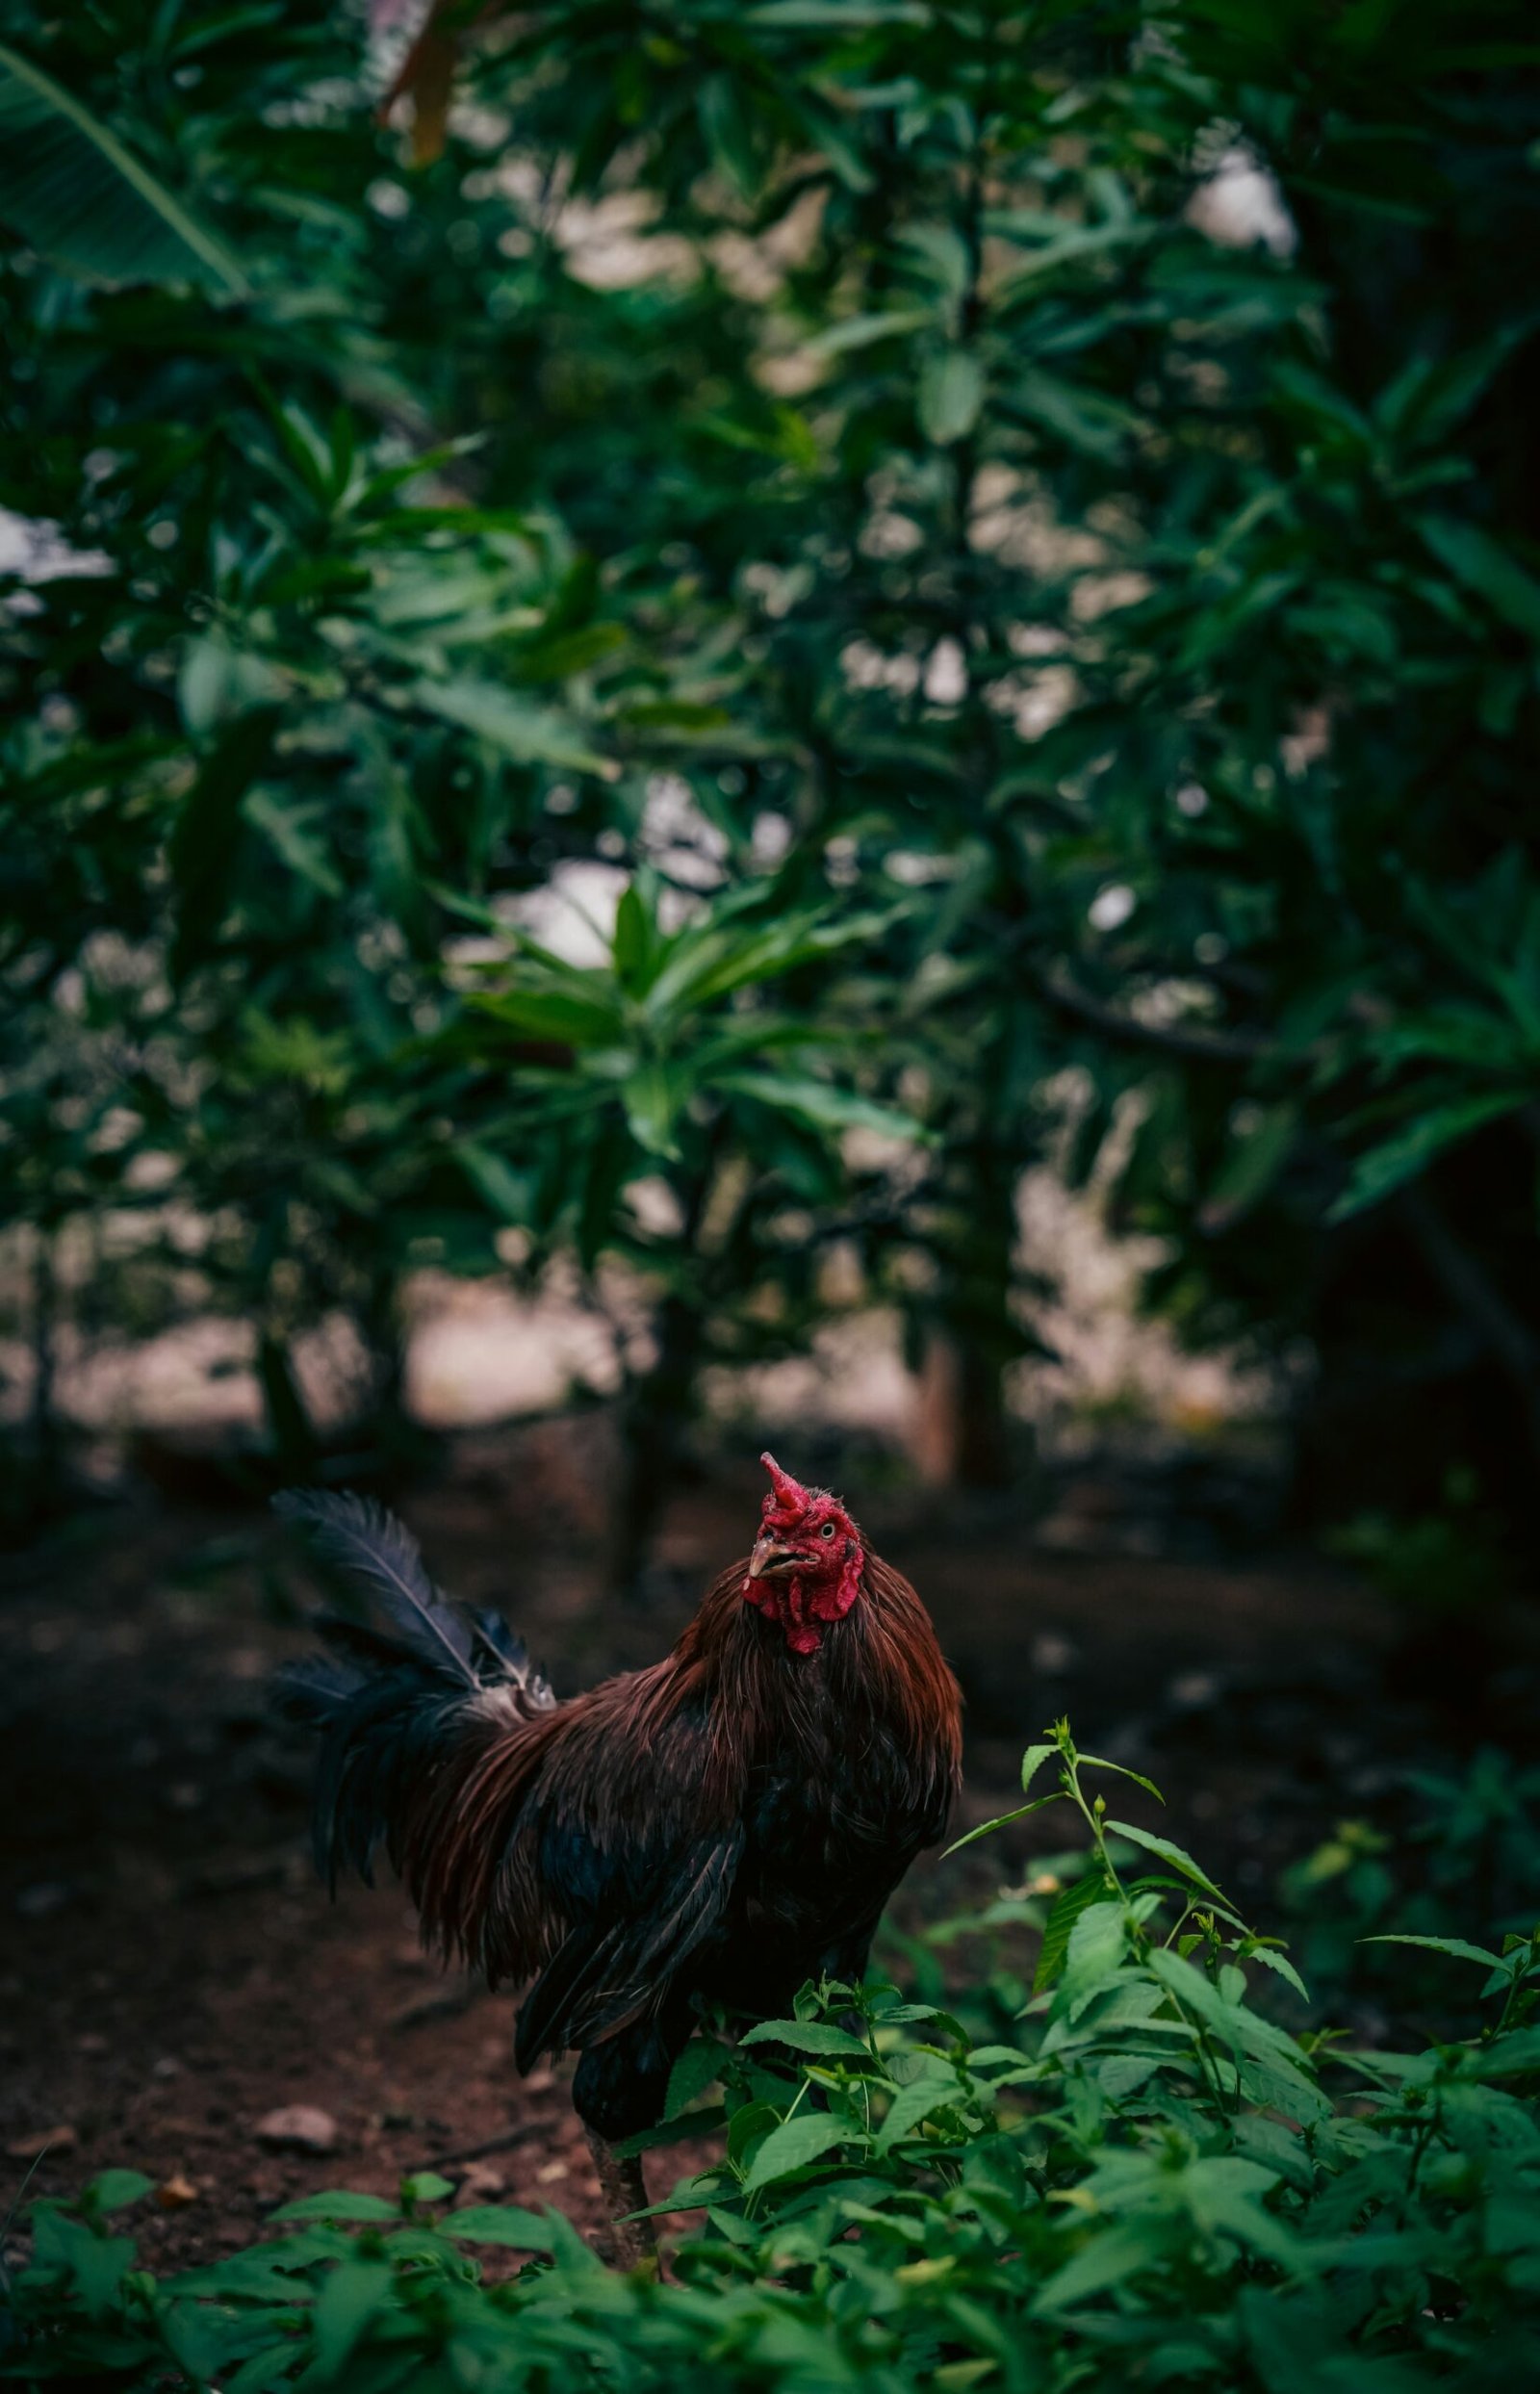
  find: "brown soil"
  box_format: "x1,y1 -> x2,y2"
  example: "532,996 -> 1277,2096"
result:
2,1424 -> 1526,2273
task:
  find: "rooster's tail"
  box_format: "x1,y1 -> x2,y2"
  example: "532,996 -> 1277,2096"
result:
273,1491 -> 555,1914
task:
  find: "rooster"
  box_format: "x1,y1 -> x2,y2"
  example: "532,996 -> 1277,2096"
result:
276,1454 -> 962,2259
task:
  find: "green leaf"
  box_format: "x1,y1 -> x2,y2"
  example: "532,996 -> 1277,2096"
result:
664,2036 -> 732,2120
713,1070 -> 923,1144
1361,1934 -> 1504,1969
1417,514 -> 1540,642
1245,1944 -> 1311,2004
0,39 -> 246,290
310,2255 -> 392,2378
1020,1741 -> 1057,1795
454,1141 -> 530,1224
941,1789 -> 1065,1856
806,306 -> 934,357
1076,1754 -> 1166,1805
1327,1090 -> 1529,1220
473,987 -> 624,1048
1198,1104 -> 1299,1233
645,913 -> 884,1016
1034,1868 -> 1116,1993
1058,1899 -> 1130,2016
623,1062 -> 681,1158
741,2111 -> 853,2191
1009,367 -> 1141,458
1034,2219 -> 1158,2312
739,2020 -> 871,2056
1104,1821 -> 1230,1903
86,2171 -> 155,2213
243,791 -> 344,898
269,2191 -> 399,2223
179,636 -> 285,738
410,679 -> 615,778
750,1 -> 931,23
613,885 -> 652,991
443,2205 -> 560,2248
919,350 -> 985,447
878,2069 -> 965,2150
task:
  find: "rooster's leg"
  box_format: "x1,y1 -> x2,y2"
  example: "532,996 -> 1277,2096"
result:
584,2127 -> 657,2272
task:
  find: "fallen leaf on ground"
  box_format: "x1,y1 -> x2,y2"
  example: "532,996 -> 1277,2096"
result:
6,2125 -> 77,2160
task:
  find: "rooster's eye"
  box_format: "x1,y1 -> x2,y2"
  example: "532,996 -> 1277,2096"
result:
820,1521 -> 836,1538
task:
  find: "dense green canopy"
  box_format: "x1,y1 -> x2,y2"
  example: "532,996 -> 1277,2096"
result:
2,1 -> 1537,1560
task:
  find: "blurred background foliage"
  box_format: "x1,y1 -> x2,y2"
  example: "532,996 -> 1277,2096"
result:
2,0 -> 1537,1584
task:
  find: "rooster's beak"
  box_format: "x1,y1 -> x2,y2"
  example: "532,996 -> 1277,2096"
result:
749,1534 -> 798,1580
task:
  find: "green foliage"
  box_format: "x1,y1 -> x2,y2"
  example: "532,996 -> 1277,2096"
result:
0,39 -> 245,291
1281,1745 -> 1540,2007
1325,1466 -> 1511,1613
8,1722 -> 1540,2389
0,2 -> 926,1490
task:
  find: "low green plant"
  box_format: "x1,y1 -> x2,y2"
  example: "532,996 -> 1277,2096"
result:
1282,1747 -> 1540,2012
1324,1468 -> 1512,1613
6,1721 -> 1539,2389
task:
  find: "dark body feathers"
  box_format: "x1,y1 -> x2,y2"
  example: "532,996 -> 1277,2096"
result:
277,1494 -> 962,2138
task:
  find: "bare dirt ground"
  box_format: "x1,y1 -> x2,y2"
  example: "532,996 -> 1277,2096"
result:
3,1423 -> 1530,2273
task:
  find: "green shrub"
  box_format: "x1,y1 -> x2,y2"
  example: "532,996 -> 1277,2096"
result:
7,1723 -> 1539,2390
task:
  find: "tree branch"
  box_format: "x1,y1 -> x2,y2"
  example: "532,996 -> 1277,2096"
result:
1029,960 -> 1273,1063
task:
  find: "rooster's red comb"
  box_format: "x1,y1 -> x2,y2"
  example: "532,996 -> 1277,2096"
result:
760,1451 -> 810,1512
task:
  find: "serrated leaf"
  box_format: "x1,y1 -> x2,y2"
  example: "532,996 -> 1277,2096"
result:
1361,1934 -> 1504,1969
942,1789 -> 1066,1856
1077,1754 -> 1166,1804
664,2037 -> 732,2121
1020,1741 -> 1057,1794
1104,1821 -> 1229,1902
1245,1944 -> 1311,2004
879,2069 -> 965,2150
739,2020 -> 871,2056
741,2111 -> 853,2191
1034,1869 -> 1116,1994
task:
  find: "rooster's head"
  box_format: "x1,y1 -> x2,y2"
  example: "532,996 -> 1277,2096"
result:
743,1452 -> 864,1656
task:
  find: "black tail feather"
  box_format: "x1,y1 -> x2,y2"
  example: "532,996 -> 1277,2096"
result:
273,1489 -> 478,1687
272,1489 -> 554,1896
273,1654 -> 363,1728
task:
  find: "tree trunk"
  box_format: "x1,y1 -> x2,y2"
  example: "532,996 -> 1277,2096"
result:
950,1141 -> 1020,1491
609,1290 -> 703,1599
